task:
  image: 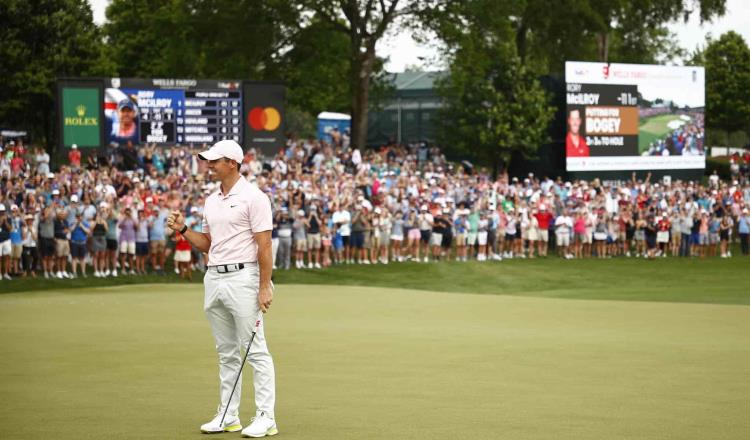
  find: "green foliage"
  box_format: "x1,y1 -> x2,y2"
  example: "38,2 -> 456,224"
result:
700,31 -> 750,133
0,0 -> 113,146
285,106 -> 318,139
432,0 -> 554,173
510,0 -> 726,70
104,0 -> 300,79
278,19 -> 352,115
705,156 -> 730,179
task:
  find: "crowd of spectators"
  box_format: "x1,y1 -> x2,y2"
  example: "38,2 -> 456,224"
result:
0,135 -> 748,281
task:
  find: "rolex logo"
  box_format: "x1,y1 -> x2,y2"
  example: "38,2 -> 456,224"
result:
65,103 -> 97,127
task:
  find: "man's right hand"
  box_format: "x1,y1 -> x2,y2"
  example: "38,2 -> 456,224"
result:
167,210 -> 185,232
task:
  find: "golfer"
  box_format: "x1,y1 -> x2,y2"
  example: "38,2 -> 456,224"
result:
167,140 -> 278,437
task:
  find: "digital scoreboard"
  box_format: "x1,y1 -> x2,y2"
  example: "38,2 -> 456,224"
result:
565,62 -> 705,174
58,77 -> 286,156
104,78 -> 243,146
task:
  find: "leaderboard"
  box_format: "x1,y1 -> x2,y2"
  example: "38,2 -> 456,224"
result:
179,90 -> 242,144
104,78 -> 243,146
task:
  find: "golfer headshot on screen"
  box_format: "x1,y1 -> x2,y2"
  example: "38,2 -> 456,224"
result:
116,99 -> 138,139
167,140 -> 279,437
566,108 -> 590,157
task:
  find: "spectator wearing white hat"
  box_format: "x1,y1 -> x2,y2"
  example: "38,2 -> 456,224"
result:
389,209 -> 405,262
454,207 -> 469,261
68,144 -> 81,170
428,208 -> 443,261
9,205 -> 24,275
330,202 -> 350,263
21,214 -> 38,278
417,204 -> 433,262
275,208 -> 293,270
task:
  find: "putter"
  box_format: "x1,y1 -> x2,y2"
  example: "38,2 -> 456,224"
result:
219,312 -> 263,429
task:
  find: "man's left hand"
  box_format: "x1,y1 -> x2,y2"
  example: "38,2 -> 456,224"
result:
259,283 -> 273,313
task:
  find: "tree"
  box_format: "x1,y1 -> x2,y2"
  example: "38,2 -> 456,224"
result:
278,18 -> 352,115
104,0 -> 300,79
511,0 -> 727,72
700,32 -> 750,134
432,0 -> 554,175
301,0 -> 424,149
0,0 -> 113,148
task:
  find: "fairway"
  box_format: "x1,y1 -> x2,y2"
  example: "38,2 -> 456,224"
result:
638,113 -> 687,153
1,284 -> 749,439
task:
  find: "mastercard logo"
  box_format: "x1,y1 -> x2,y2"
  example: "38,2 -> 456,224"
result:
248,107 -> 281,131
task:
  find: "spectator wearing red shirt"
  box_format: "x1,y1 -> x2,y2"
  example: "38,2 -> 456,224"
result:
656,214 -> 671,256
173,230 -> 192,281
534,205 -> 553,256
68,144 -> 81,169
10,153 -> 23,175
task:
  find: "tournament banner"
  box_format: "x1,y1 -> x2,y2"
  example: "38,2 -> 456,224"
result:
565,62 -> 705,172
243,82 -> 285,156
61,87 -> 101,148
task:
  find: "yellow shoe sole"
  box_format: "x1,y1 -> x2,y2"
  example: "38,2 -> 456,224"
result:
242,426 -> 279,437
201,424 -> 243,434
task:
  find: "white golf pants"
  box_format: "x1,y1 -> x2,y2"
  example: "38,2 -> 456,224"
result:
204,264 -> 276,418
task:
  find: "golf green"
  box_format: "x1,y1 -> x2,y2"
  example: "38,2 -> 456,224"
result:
1,284 -> 749,439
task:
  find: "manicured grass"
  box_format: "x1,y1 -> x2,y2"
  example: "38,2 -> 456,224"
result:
2,254 -> 749,305
638,113 -> 682,153
1,284 -> 749,439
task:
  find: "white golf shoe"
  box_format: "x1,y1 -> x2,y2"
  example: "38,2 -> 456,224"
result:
200,412 -> 242,434
241,411 -> 278,437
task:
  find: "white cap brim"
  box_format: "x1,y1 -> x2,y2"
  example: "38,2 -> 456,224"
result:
198,150 -> 222,161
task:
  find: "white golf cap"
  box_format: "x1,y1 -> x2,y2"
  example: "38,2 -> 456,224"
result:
72,144 -> 78,149
70,194 -> 78,202
198,139 -> 243,163
190,206 -> 198,213
374,207 -> 382,214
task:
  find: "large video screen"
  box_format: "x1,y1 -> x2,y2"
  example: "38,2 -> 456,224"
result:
565,62 -> 705,172
104,78 -> 243,145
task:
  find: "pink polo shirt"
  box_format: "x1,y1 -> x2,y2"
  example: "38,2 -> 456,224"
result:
202,177 -> 272,265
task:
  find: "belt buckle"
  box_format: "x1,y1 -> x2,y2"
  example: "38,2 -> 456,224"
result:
217,265 -> 227,273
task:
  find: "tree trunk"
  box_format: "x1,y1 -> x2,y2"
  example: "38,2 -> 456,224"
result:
350,47 -> 375,150
596,32 -> 610,62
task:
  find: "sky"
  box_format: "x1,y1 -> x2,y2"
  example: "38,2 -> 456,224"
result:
89,0 -> 750,72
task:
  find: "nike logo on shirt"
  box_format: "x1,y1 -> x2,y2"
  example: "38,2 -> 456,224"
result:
230,205 -> 237,208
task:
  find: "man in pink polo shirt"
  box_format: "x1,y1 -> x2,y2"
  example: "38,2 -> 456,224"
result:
167,140 -> 278,437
